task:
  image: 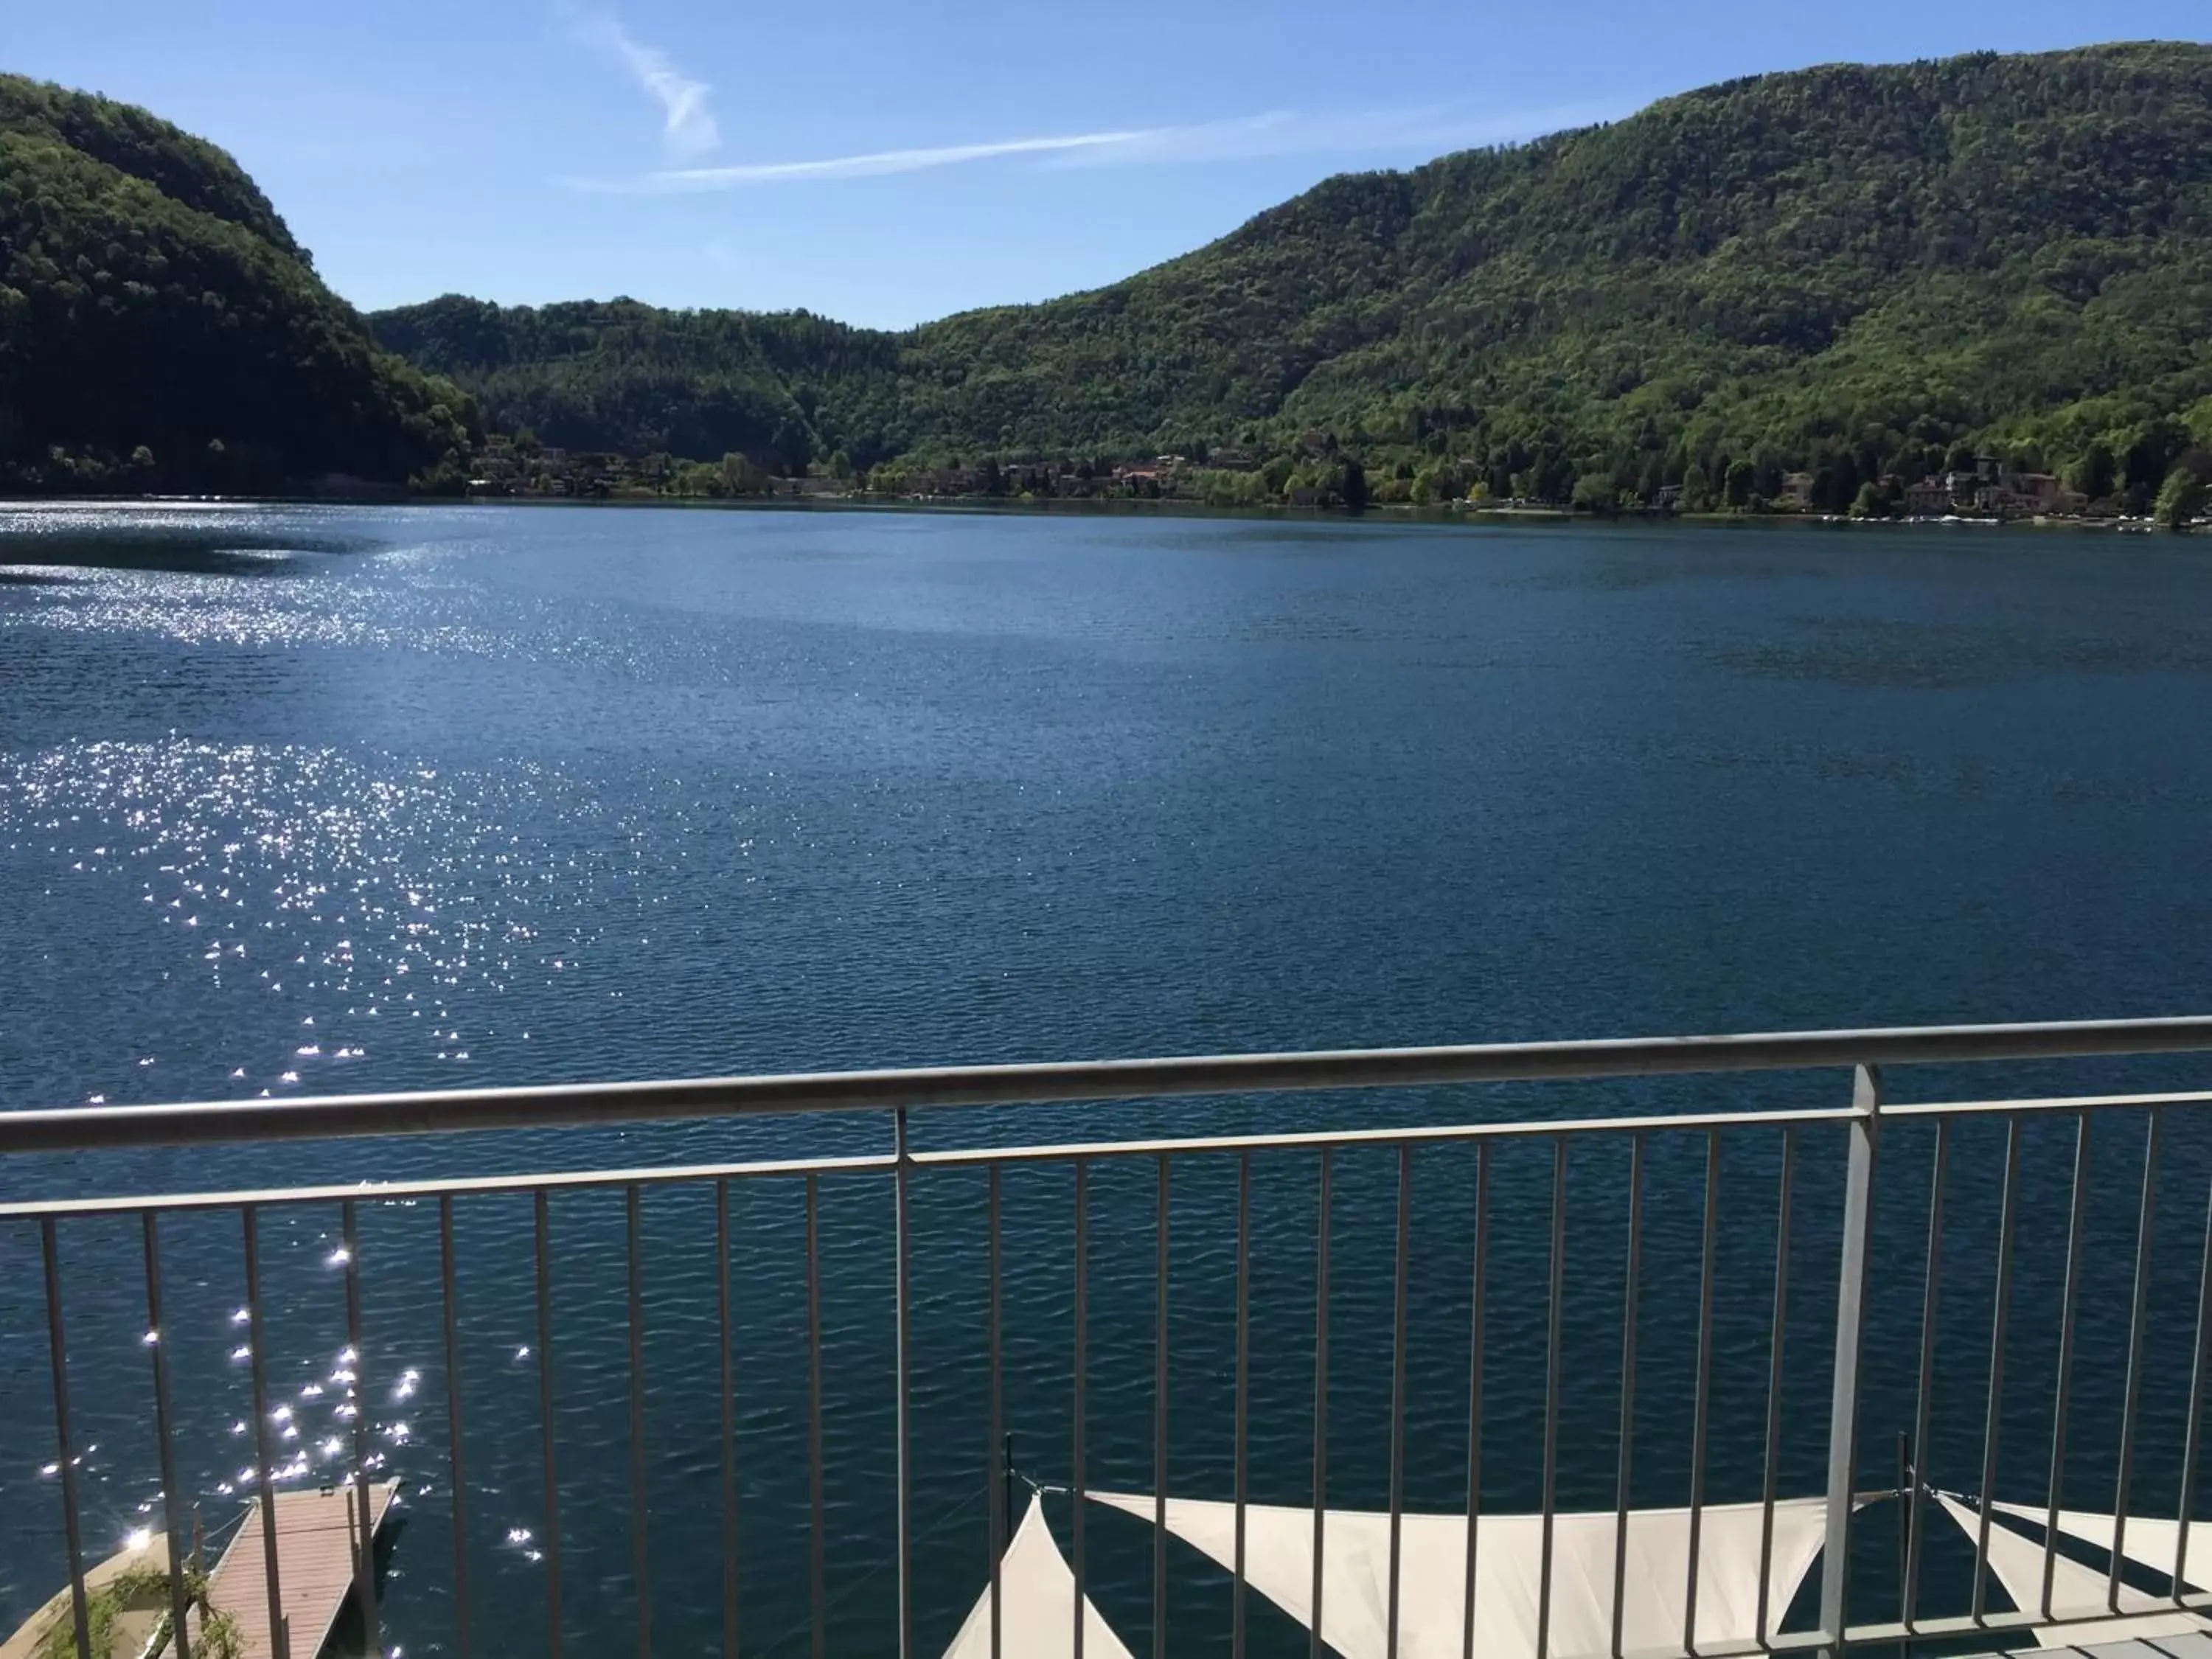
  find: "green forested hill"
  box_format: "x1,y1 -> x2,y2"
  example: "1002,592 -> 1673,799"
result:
372,296 -> 895,475
373,41 -> 2212,509
0,75 -> 472,494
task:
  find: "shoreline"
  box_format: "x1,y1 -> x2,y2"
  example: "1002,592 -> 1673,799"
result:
1,490 -> 2200,537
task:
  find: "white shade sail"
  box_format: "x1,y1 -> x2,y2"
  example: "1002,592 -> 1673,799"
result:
1935,1494 -> 2209,1648
1090,1491 -> 1832,1659
942,1492 -> 1135,1659
1992,1501 -> 2212,1594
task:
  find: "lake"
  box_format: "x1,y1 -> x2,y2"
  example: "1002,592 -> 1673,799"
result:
4,501 -> 2212,1656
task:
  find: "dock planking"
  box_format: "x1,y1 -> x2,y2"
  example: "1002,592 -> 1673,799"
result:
205,1483 -> 397,1659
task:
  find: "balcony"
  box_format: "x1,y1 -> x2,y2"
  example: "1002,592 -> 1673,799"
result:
7,1017 -> 2212,1659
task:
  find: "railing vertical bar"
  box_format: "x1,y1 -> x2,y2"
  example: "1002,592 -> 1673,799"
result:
42,1217 -> 92,1659
1818,1064 -> 1882,1658
2042,1114 -> 2093,1619
142,1213 -> 193,1659
895,1108 -> 914,1659
2177,1169 -> 2212,1603
341,1200 -> 378,1659
1686,1128 -> 1721,1658
243,1206 -> 289,1659
988,1164 -> 1004,1659
1153,1153 -> 1171,1659
1388,1144 -> 1413,1659
1234,1150 -> 1252,1659
1537,1138 -> 1568,1659
1612,1135 -> 1644,1659
439,1194 -> 473,1659
1312,1147 -> 1333,1659
2111,1107 -> 2164,1612
1972,1115 -> 2023,1624
1466,1141 -> 1492,1659
806,1172 -> 826,1659
1902,1119 -> 1948,1630
1757,1126 -> 1798,1649
626,1185 -> 651,1659
1074,1156 -> 1091,1659
716,1180 -> 739,1659
535,1189 -> 564,1659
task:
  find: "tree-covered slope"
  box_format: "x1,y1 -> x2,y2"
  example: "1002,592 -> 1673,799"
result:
372,41 -> 2212,504
0,75 -> 473,493
371,296 -> 894,474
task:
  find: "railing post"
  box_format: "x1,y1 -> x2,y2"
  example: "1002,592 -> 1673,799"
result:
1820,1063 -> 1882,1658
894,1106 -> 914,1659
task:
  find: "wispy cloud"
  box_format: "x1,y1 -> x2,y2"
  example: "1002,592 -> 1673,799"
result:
1037,105 -> 1601,169
608,129 -> 1153,190
578,13 -> 720,159
559,101 -> 1613,194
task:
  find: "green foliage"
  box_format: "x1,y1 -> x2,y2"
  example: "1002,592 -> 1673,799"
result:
660,451 -> 776,497
370,294 -> 890,474
2065,439 -> 2117,499
0,74 -> 473,493
0,76 -> 302,259
371,42 -> 2212,501
37,1563 -> 240,1659
2156,456 -> 2210,529
1572,471 -> 1623,512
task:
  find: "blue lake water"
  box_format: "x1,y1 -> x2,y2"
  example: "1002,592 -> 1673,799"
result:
4,501 -> 2212,1655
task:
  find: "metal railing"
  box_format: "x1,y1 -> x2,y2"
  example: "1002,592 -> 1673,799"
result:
9,1015 -> 2212,1659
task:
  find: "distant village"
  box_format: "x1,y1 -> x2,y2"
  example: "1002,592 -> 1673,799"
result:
463,435 -> 2191,526
1788,456 -> 2096,518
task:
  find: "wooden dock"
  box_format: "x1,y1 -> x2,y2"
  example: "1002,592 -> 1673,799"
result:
205,1482 -> 398,1659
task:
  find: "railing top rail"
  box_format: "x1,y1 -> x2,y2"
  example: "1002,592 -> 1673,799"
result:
10,1088 -> 2212,1220
4,1014 -> 2212,1156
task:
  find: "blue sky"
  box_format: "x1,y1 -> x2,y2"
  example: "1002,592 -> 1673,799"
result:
10,0 -> 2207,328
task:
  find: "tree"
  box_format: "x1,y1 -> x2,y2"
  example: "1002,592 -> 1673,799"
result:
1338,458 -> 1368,511
2066,439 -> 2115,502
1722,459 -> 1756,509
1529,452 -> 1574,503
410,447 -> 469,495
1850,481 -> 1882,518
718,451 -> 768,494
1572,471 -> 1621,513
2120,420 -> 2191,501
2155,462 -> 2208,531
1826,454 -> 1860,513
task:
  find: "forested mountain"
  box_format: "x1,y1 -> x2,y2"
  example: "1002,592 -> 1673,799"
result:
372,298 -> 892,476
0,75 -> 472,494
373,41 -> 2212,509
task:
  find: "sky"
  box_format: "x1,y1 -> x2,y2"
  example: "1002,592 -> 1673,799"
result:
6,0 -> 2207,329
